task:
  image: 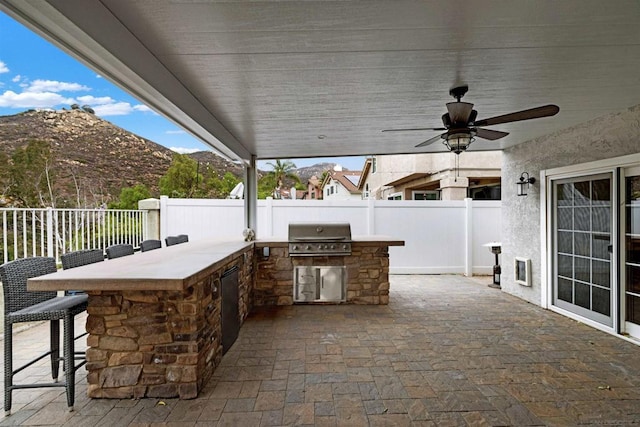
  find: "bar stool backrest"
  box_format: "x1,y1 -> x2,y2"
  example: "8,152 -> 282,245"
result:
0,257 -> 57,313
61,249 -> 105,270
105,244 -> 135,259
140,239 -> 162,252
166,234 -> 189,246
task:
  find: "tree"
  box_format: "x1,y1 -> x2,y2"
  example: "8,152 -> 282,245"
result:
264,159 -> 300,198
110,184 -> 151,209
159,153 -> 204,198
206,171 -> 241,199
5,139 -> 57,207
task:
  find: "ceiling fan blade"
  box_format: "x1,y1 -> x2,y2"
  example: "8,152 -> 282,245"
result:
475,128 -> 509,141
473,104 -> 559,127
415,134 -> 444,148
382,127 -> 447,132
446,102 -> 474,123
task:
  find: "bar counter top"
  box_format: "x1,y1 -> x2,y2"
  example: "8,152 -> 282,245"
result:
28,236 -> 404,293
28,239 -> 253,292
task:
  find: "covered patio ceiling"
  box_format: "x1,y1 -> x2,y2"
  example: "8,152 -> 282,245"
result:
1,1 -> 639,164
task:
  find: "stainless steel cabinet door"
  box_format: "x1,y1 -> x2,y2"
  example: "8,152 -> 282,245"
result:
319,267 -> 346,302
295,266 -> 318,302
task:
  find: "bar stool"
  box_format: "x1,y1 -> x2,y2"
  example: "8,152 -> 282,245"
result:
105,244 -> 134,259
0,257 -> 87,414
165,234 -> 189,246
140,239 -> 162,252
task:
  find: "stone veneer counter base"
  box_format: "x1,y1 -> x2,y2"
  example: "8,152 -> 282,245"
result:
254,236 -> 404,306
28,239 -> 254,400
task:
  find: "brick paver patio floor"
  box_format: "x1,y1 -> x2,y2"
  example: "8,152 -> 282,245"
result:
1,274 -> 640,426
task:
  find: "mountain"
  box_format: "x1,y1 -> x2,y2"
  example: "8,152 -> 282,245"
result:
294,162 -> 339,182
0,108 -> 241,206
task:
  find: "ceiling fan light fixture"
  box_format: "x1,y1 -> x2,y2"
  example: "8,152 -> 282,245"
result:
444,131 -> 475,154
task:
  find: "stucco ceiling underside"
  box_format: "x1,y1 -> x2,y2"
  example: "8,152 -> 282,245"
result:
2,0 -> 639,163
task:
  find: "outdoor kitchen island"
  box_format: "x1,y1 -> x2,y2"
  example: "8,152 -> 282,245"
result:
26,234 -> 403,400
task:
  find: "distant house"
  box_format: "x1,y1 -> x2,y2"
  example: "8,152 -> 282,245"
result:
321,167 -> 362,200
304,175 -> 323,200
357,152 -> 501,200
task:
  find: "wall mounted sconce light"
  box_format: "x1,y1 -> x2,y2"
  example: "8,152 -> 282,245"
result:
516,172 -> 536,196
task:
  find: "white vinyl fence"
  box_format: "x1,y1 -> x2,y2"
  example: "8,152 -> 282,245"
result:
1,208 -> 148,264
160,196 -> 501,275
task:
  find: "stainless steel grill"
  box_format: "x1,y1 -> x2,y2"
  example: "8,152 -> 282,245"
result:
288,222 -> 352,257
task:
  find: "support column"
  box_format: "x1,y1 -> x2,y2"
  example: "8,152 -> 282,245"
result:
464,197 -> 473,277
244,155 -> 258,234
138,198 -> 160,240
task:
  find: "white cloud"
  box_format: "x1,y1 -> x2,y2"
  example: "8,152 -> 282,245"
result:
27,79 -> 90,93
0,61 -> 8,73
95,74 -> 102,79
76,95 -> 115,105
11,75 -> 21,83
92,101 -> 136,116
0,90 -> 75,108
133,104 -> 153,113
170,147 -> 200,154
166,130 -> 186,135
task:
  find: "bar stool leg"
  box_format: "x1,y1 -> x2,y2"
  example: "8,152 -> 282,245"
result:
4,318 -> 12,415
50,320 -> 60,381
63,314 -> 75,411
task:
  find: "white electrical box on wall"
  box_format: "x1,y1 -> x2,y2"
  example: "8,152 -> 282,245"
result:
514,257 -> 532,286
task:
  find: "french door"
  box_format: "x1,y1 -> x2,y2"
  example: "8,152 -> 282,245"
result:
552,174 -> 613,327
622,167 -> 640,339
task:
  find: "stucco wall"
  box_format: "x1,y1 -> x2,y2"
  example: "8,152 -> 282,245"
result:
502,104 -> 640,305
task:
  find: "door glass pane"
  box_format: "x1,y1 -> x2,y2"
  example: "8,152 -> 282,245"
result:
592,260 -> 610,288
592,234 -> 610,260
627,295 -> 640,324
627,265 -> 640,293
575,282 -> 591,309
626,207 -> 640,235
558,254 -> 573,278
592,179 -> 611,205
558,278 -> 573,302
592,287 -> 611,316
558,208 -> 573,230
627,237 -> 640,264
575,257 -> 590,283
574,182 -> 590,205
575,233 -> 590,257
557,183 -> 574,206
574,208 -> 591,231
558,231 -> 573,254
592,207 -> 611,233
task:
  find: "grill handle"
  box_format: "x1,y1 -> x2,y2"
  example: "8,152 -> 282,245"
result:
291,237 -> 347,241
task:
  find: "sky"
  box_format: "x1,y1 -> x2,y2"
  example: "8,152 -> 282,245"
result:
0,12 -> 365,171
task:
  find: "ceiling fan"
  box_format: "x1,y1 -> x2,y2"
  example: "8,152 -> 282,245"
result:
382,85 -> 559,154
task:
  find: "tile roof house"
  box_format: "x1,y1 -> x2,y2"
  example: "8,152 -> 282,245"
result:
303,175 -> 323,200
321,168 -> 362,200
